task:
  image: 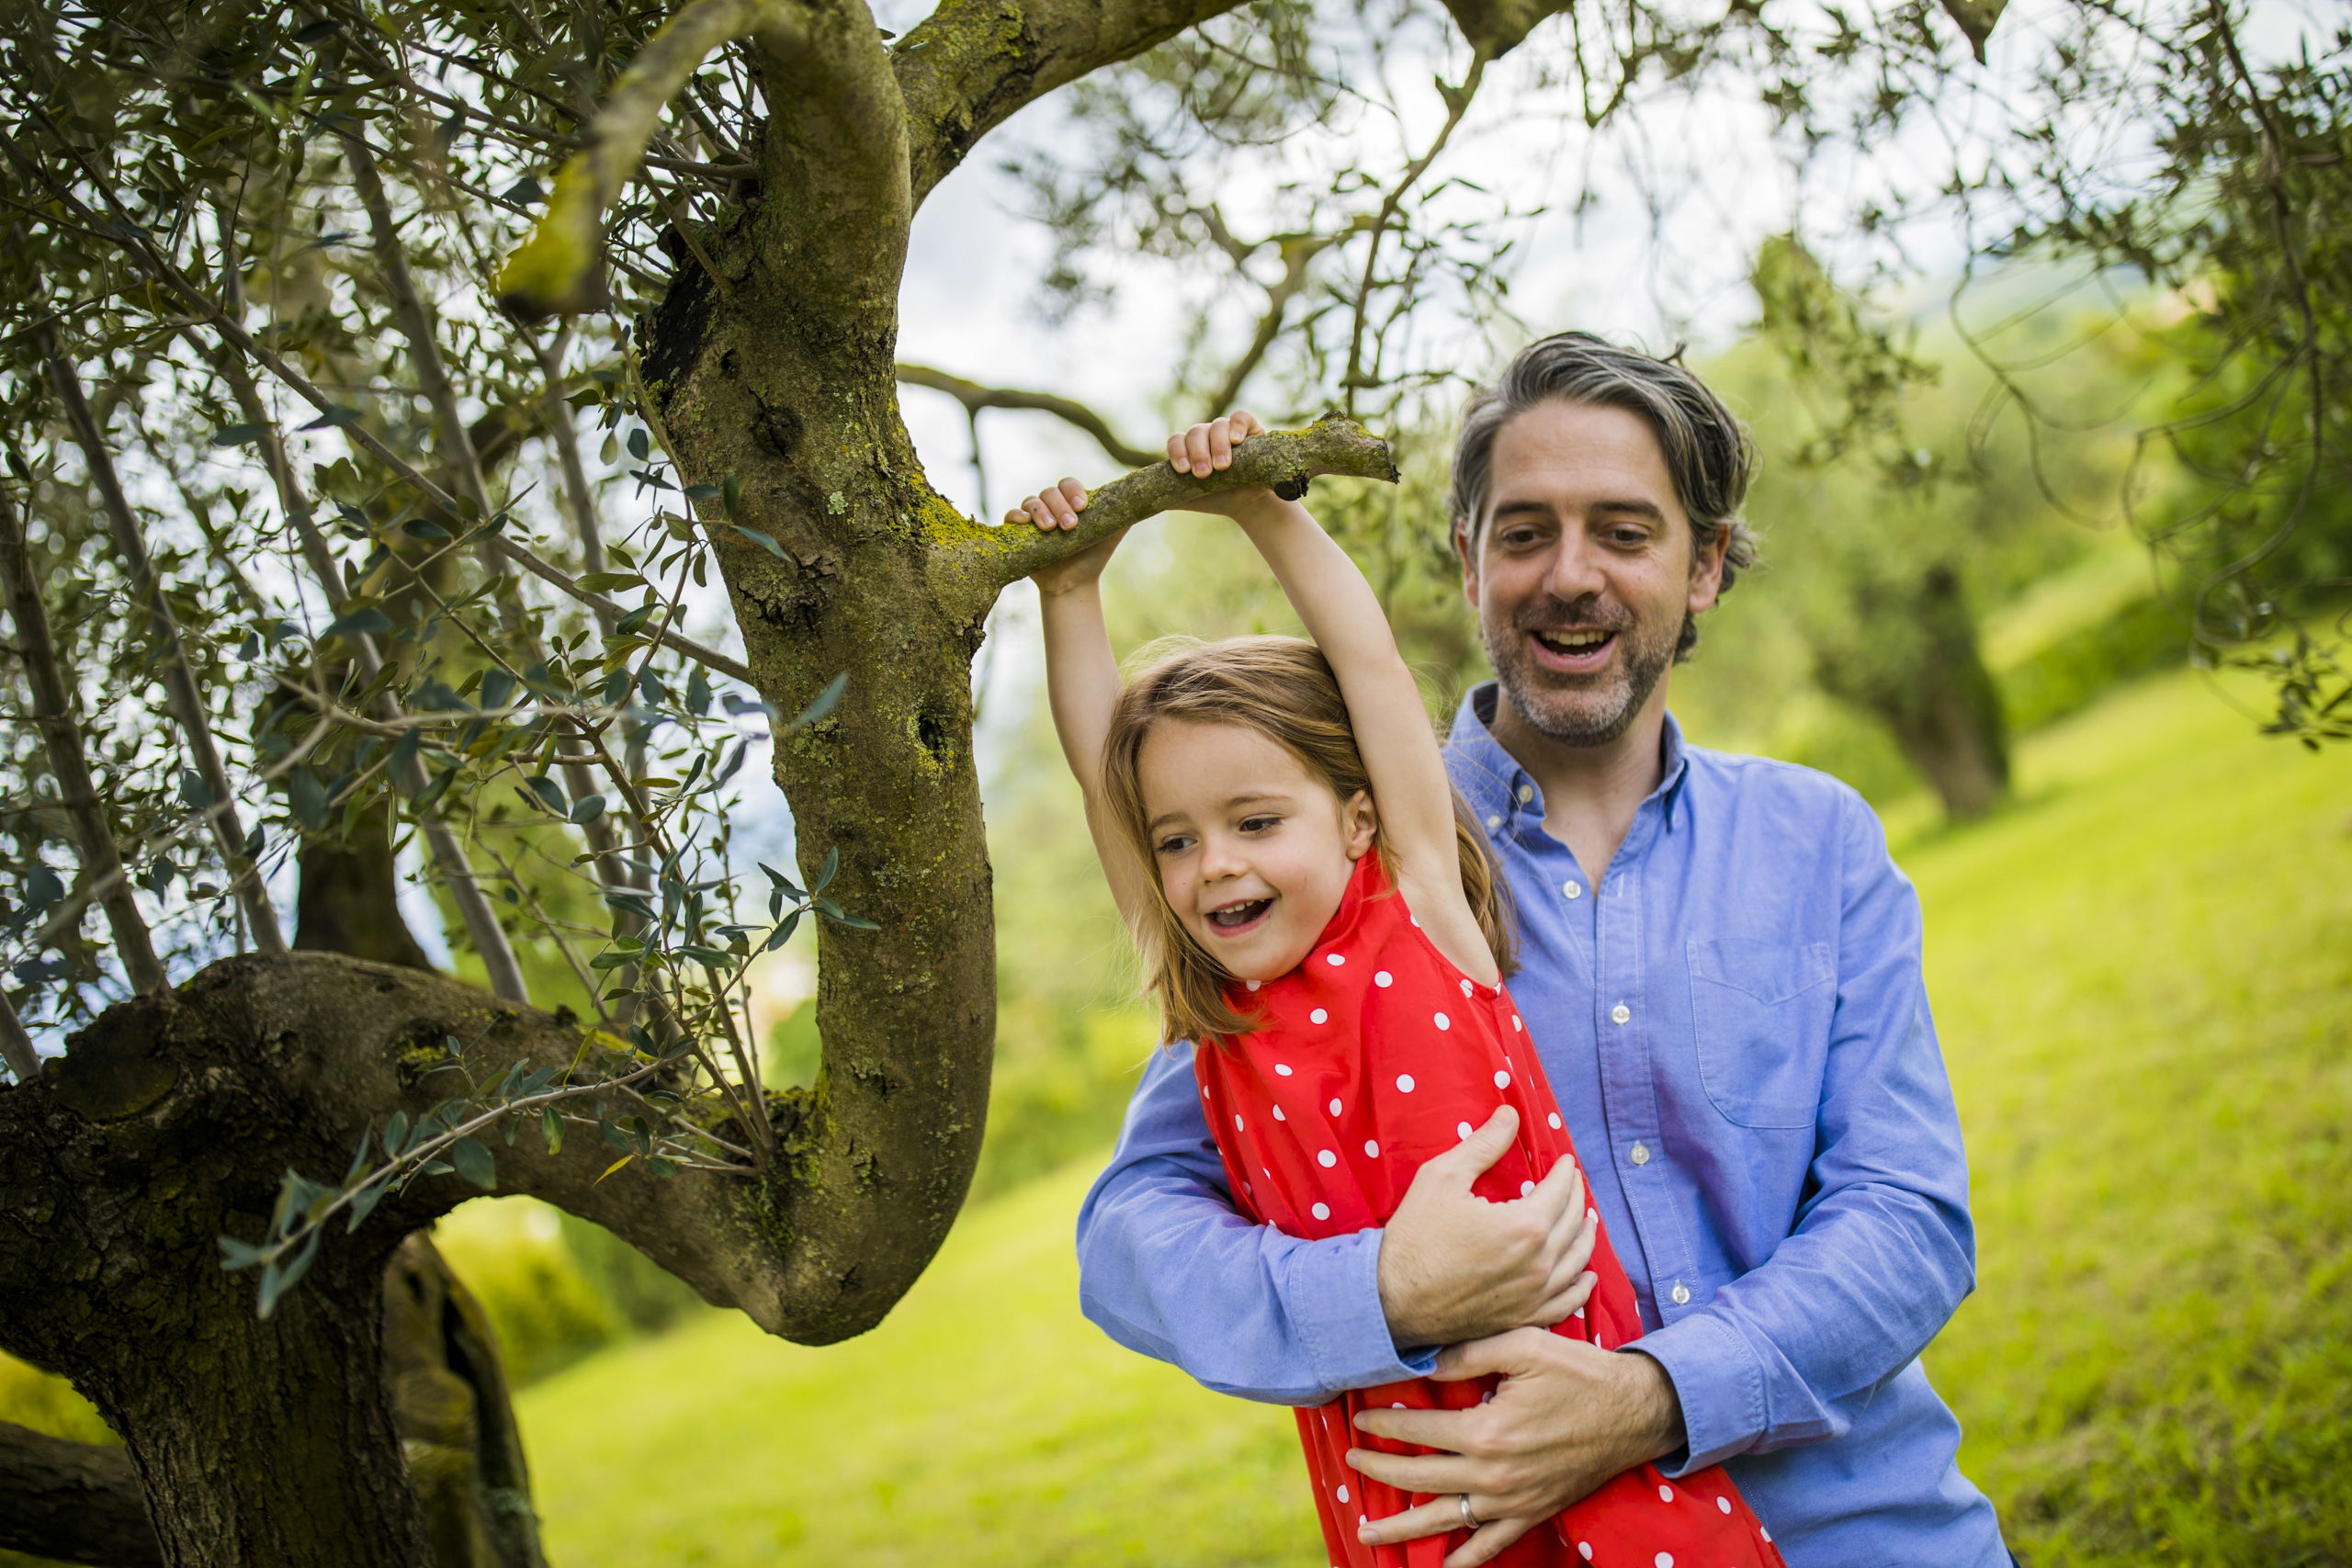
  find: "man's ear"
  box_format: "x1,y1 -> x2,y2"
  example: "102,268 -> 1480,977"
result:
1342,790 -> 1379,860
1453,516 -> 1481,610
1687,523 -> 1731,616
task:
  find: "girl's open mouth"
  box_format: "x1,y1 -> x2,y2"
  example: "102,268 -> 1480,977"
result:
1205,897 -> 1273,935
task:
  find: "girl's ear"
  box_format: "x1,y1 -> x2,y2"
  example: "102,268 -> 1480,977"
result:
1342,789 -> 1379,860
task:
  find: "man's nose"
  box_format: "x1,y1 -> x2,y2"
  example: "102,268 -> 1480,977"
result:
1543,533 -> 1607,604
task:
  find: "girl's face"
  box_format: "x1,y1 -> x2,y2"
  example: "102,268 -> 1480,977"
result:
1135,719 -> 1376,984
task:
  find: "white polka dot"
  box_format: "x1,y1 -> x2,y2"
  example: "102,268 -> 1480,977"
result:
1317,1149 -> 1337,1168
1329,1098 -> 1343,1116
1234,1114 -> 1245,1130
1309,1007 -> 1329,1025
1511,1014 -> 1523,1032
1272,1105 -> 1286,1121
1336,1483 -> 1350,1502
1434,1011 -> 1451,1031
1311,1201 -> 1330,1220
1655,1555 -> 1675,1568
1326,953 -> 1345,966
1396,1074 -> 1415,1093
1245,979 -> 1261,991
1577,1547 -> 1592,1562
1716,1495 -> 1733,1515
1494,1070 -> 1511,1089
1262,1168 -> 1271,1179
1374,970 -> 1393,987
1460,977 -> 1474,997
1364,1140 -> 1380,1158
1761,1528 -> 1772,1543
1456,1121 -> 1473,1140
1275,1063 -> 1294,1076
1657,1483 -> 1674,1503
1548,1111 -> 1563,1129
1391,1401 -> 1406,1408
1521,1179 -> 1535,1196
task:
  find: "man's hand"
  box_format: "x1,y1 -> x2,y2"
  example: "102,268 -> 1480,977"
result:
1377,1107 -> 1599,1348
1345,1332 -> 1688,1568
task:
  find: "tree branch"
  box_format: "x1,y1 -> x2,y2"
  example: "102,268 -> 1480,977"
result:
0,487 -> 166,996
892,0 -> 1252,208
0,988 -> 36,1082
495,0 -> 818,320
0,1419 -> 160,1568
41,332 -> 287,957
896,363 -> 1159,466
952,416 -> 1398,596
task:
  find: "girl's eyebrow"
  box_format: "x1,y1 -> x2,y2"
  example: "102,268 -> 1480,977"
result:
1148,792 -> 1293,832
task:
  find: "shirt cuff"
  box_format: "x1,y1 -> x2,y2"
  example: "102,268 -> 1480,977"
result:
1284,1226 -> 1438,1394
1627,1311 -> 1765,1475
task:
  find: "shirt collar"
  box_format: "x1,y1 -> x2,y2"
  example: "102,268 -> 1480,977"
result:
1444,683 -> 1693,836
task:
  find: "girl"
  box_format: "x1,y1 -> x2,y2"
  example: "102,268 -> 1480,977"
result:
1015,412 -> 1781,1568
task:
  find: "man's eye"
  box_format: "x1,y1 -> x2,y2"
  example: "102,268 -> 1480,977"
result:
1609,526 -> 1651,547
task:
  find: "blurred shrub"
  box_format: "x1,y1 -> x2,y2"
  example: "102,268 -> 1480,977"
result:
0,1351 -> 112,1444
556,1213 -> 707,1335
431,1199 -> 624,1385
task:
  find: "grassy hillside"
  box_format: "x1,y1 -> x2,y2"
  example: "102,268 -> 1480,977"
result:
507,664 -> 2351,1567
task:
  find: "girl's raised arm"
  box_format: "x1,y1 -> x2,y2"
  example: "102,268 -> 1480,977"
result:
1015,480 -> 1155,935
1169,415 -> 1493,979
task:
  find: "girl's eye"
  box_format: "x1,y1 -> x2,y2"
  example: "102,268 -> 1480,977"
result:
1155,835 -> 1193,856
1239,816 -> 1279,833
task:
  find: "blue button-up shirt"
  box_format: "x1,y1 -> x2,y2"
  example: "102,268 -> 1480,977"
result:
1075,689 -> 2008,1566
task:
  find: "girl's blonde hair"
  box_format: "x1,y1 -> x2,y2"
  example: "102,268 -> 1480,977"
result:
1099,636 -> 1517,1048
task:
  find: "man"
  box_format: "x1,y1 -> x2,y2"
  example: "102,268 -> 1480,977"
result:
1074,333 -> 2010,1564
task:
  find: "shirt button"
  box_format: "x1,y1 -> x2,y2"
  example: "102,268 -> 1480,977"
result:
1516,783 -> 1534,804
1629,1141 -> 1651,1167
1670,1281 -> 1690,1306
1486,814 -> 1503,829
1563,881 -> 1582,900
1610,1002 -> 1630,1025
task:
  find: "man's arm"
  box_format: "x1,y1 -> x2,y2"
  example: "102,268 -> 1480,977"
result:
1077,1045 -> 1600,1403
1631,787 -> 1977,1472
1075,1042 -> 1430,1405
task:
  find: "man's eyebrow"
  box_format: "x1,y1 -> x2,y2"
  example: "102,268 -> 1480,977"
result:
1590,498 -> 1669,523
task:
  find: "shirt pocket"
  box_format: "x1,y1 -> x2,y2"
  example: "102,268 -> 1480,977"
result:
1686,936 -> 1836,1130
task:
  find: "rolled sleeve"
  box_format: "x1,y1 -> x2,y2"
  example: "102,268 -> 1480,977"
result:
1075,1041 -> 1433,1405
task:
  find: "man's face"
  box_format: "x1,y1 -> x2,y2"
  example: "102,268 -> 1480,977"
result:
1453,400 -> 1727,748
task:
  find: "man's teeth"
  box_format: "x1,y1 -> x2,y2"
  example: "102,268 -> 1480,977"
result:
1535,629 -> 1613,652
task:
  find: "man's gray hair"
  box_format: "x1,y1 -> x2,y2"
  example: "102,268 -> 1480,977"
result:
1447,332 -> 1760,659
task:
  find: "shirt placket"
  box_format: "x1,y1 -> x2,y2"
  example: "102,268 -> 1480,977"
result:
1589,805 -> 1690,1335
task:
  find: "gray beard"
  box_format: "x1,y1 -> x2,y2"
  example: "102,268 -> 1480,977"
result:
1487,614 -> 1681,748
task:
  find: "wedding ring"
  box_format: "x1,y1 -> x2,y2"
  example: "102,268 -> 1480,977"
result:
1458,1493 -> 1480,1529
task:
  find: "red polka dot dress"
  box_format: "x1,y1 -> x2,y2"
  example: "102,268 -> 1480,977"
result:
1194,852 -> 1784,1568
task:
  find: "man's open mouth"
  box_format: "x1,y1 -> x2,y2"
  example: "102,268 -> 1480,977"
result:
1205,897 -> 1273,933
1531,626 -> 1618,665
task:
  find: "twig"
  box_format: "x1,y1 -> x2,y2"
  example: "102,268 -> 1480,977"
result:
41,327 -> 287,956
0,486 -> 167,993
896,364 -> 1159,468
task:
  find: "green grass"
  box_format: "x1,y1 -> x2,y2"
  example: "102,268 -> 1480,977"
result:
511,665 -> 2351,1567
